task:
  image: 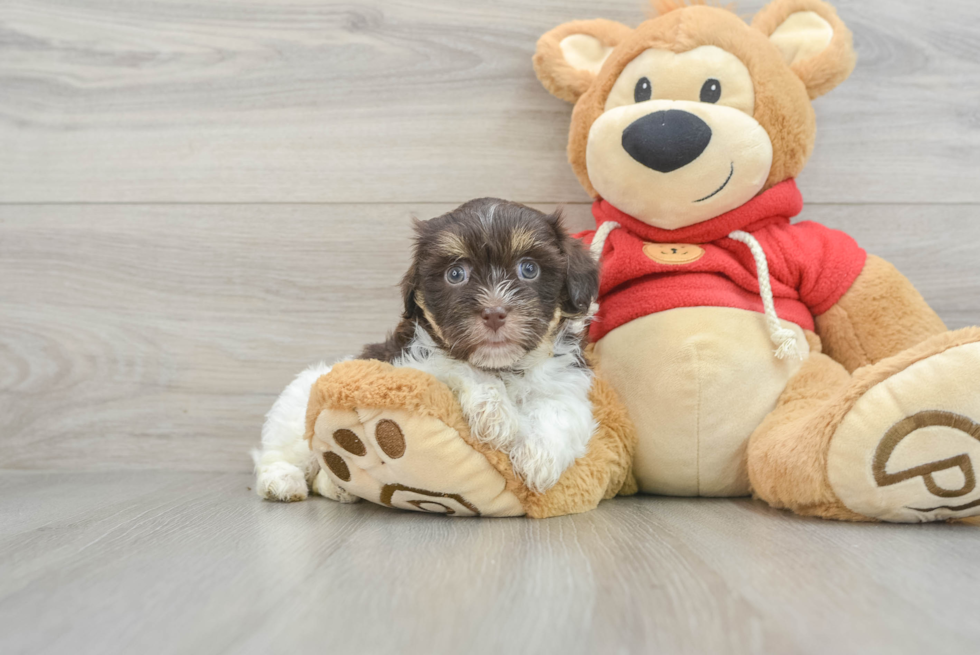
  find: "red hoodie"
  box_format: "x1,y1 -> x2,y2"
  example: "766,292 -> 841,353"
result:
575,180 -> 867,342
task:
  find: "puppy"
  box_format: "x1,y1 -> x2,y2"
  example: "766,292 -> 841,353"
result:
364,198 -> 601,491
253,199 -> 600,502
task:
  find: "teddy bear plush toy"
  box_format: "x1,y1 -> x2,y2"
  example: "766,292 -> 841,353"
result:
305,0 -> 980,522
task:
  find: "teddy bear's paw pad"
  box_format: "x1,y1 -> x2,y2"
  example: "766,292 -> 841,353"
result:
828,341 -> 980,522
310,406 -> 525,517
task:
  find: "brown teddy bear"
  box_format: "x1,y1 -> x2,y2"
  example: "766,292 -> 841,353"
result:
304,0 -> 980,522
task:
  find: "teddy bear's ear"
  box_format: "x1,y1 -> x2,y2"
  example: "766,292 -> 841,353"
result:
752,0 -> 856,99
534,19 -> 633,104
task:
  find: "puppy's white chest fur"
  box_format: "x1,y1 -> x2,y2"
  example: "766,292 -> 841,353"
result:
394,324 -> 597,492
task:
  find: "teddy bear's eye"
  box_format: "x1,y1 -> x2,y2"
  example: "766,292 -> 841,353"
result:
700,79 -> 722,104
634,77 -> 652,103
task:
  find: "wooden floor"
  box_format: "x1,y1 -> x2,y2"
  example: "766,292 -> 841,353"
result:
0,471 -> 977,655
2,0 -> 980,653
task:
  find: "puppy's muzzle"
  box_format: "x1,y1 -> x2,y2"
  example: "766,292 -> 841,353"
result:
621,109 -> 712,173
481,306 -> 508,332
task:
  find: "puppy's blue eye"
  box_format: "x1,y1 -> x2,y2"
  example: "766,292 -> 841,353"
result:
634,77 -> 652,103
518,260 -> 539,280
445,265 -> 468,285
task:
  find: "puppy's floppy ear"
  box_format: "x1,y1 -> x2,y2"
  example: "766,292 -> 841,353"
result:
549,211 -> 600,317
399,261 -> 421,321
753,0 -> 856,99
400,218 -> 427,321
534,19 -> 633,104
562,240 -> 600,317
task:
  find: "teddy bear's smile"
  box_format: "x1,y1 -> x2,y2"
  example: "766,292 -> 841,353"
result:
695,162 -> 735,203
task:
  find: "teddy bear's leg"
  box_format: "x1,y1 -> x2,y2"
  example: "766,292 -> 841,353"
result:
749,328 -> 980,523
307,360 -> 635,518
746,352 -> 861,520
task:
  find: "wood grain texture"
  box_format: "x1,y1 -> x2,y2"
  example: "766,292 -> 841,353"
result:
1,0 -> 979,203
1,202 -> 979,472
0,471 -> 977,655
2,3 -> 979,652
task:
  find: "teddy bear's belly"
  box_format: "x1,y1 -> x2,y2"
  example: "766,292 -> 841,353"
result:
593,306 -> 810,497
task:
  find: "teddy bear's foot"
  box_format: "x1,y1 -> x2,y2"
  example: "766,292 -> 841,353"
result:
827,329 -> 980,523
310,407 -> 525,516
307,361 -> 527,517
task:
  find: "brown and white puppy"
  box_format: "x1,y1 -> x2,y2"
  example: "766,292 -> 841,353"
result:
253,199 -> 601,501
361,198 -> 601,492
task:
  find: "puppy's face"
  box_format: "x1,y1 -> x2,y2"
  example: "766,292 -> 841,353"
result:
403,199 -> 599,369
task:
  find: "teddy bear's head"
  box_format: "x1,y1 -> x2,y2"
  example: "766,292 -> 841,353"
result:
534,0 -> 856,229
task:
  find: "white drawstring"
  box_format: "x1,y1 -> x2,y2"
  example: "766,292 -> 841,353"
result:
586,221 -> 620,319
727,230 -> 802,360
590,221 -> 621,261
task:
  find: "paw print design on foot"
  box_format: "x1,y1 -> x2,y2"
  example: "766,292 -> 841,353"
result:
828,334 -> 980,522
310,405 -> 525,517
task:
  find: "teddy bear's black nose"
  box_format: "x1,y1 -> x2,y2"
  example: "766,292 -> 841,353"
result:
622,110 -> 712,174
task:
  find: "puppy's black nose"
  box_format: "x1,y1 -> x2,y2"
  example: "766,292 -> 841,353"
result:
481,307 -> 508,332
621,109 -> 712,173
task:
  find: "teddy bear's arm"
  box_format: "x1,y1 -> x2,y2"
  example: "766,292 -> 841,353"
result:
814,255 -> 946,373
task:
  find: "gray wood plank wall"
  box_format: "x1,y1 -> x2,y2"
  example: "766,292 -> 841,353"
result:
2,0 -> 979,472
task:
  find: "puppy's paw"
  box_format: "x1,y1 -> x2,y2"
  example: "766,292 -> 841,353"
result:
256,461 -> 309,502
508,441 -> 569,494
464,387 -> 520,450
313,469 -> 360,504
